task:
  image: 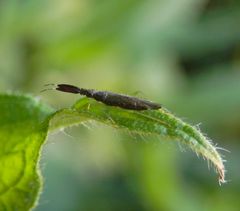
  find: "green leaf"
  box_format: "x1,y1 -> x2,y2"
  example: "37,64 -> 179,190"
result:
0,93 -> 226,210
50,97 -> 226,184
0,94 -> 53,210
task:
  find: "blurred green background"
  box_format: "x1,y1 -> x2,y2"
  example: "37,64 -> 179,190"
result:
0,0 -> 240,211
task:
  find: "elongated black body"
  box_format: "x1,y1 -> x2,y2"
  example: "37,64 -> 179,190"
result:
56,84 -> 161,110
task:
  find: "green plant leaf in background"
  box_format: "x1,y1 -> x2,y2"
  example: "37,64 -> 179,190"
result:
0,93 -> 226,210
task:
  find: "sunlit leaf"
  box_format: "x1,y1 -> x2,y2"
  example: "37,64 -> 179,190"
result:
50,97 -> 226,184
0,94 -> 53,210
0,93 -> 226,210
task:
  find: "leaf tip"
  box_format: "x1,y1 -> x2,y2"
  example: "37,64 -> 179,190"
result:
218,167 -> 226,185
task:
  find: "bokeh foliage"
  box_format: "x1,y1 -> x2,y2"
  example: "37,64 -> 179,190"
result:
0,0 -> 240,211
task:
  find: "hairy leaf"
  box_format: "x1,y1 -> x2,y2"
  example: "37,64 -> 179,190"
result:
0,94 -> 226,210
50,97 -> 225,184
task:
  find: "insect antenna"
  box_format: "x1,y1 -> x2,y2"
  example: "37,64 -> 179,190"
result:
40,84 -> 57,93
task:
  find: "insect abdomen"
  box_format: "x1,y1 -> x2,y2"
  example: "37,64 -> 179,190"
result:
92,91 -> 161,110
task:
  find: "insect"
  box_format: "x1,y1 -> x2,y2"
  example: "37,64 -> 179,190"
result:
43,84 -> 162,111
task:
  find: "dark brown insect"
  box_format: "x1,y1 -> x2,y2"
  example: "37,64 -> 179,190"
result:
44,84 -> 162,111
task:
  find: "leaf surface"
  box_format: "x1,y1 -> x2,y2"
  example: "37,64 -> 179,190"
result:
0,94 -> 225,210
0,94 -> 53,210
50,97 -> 225,184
